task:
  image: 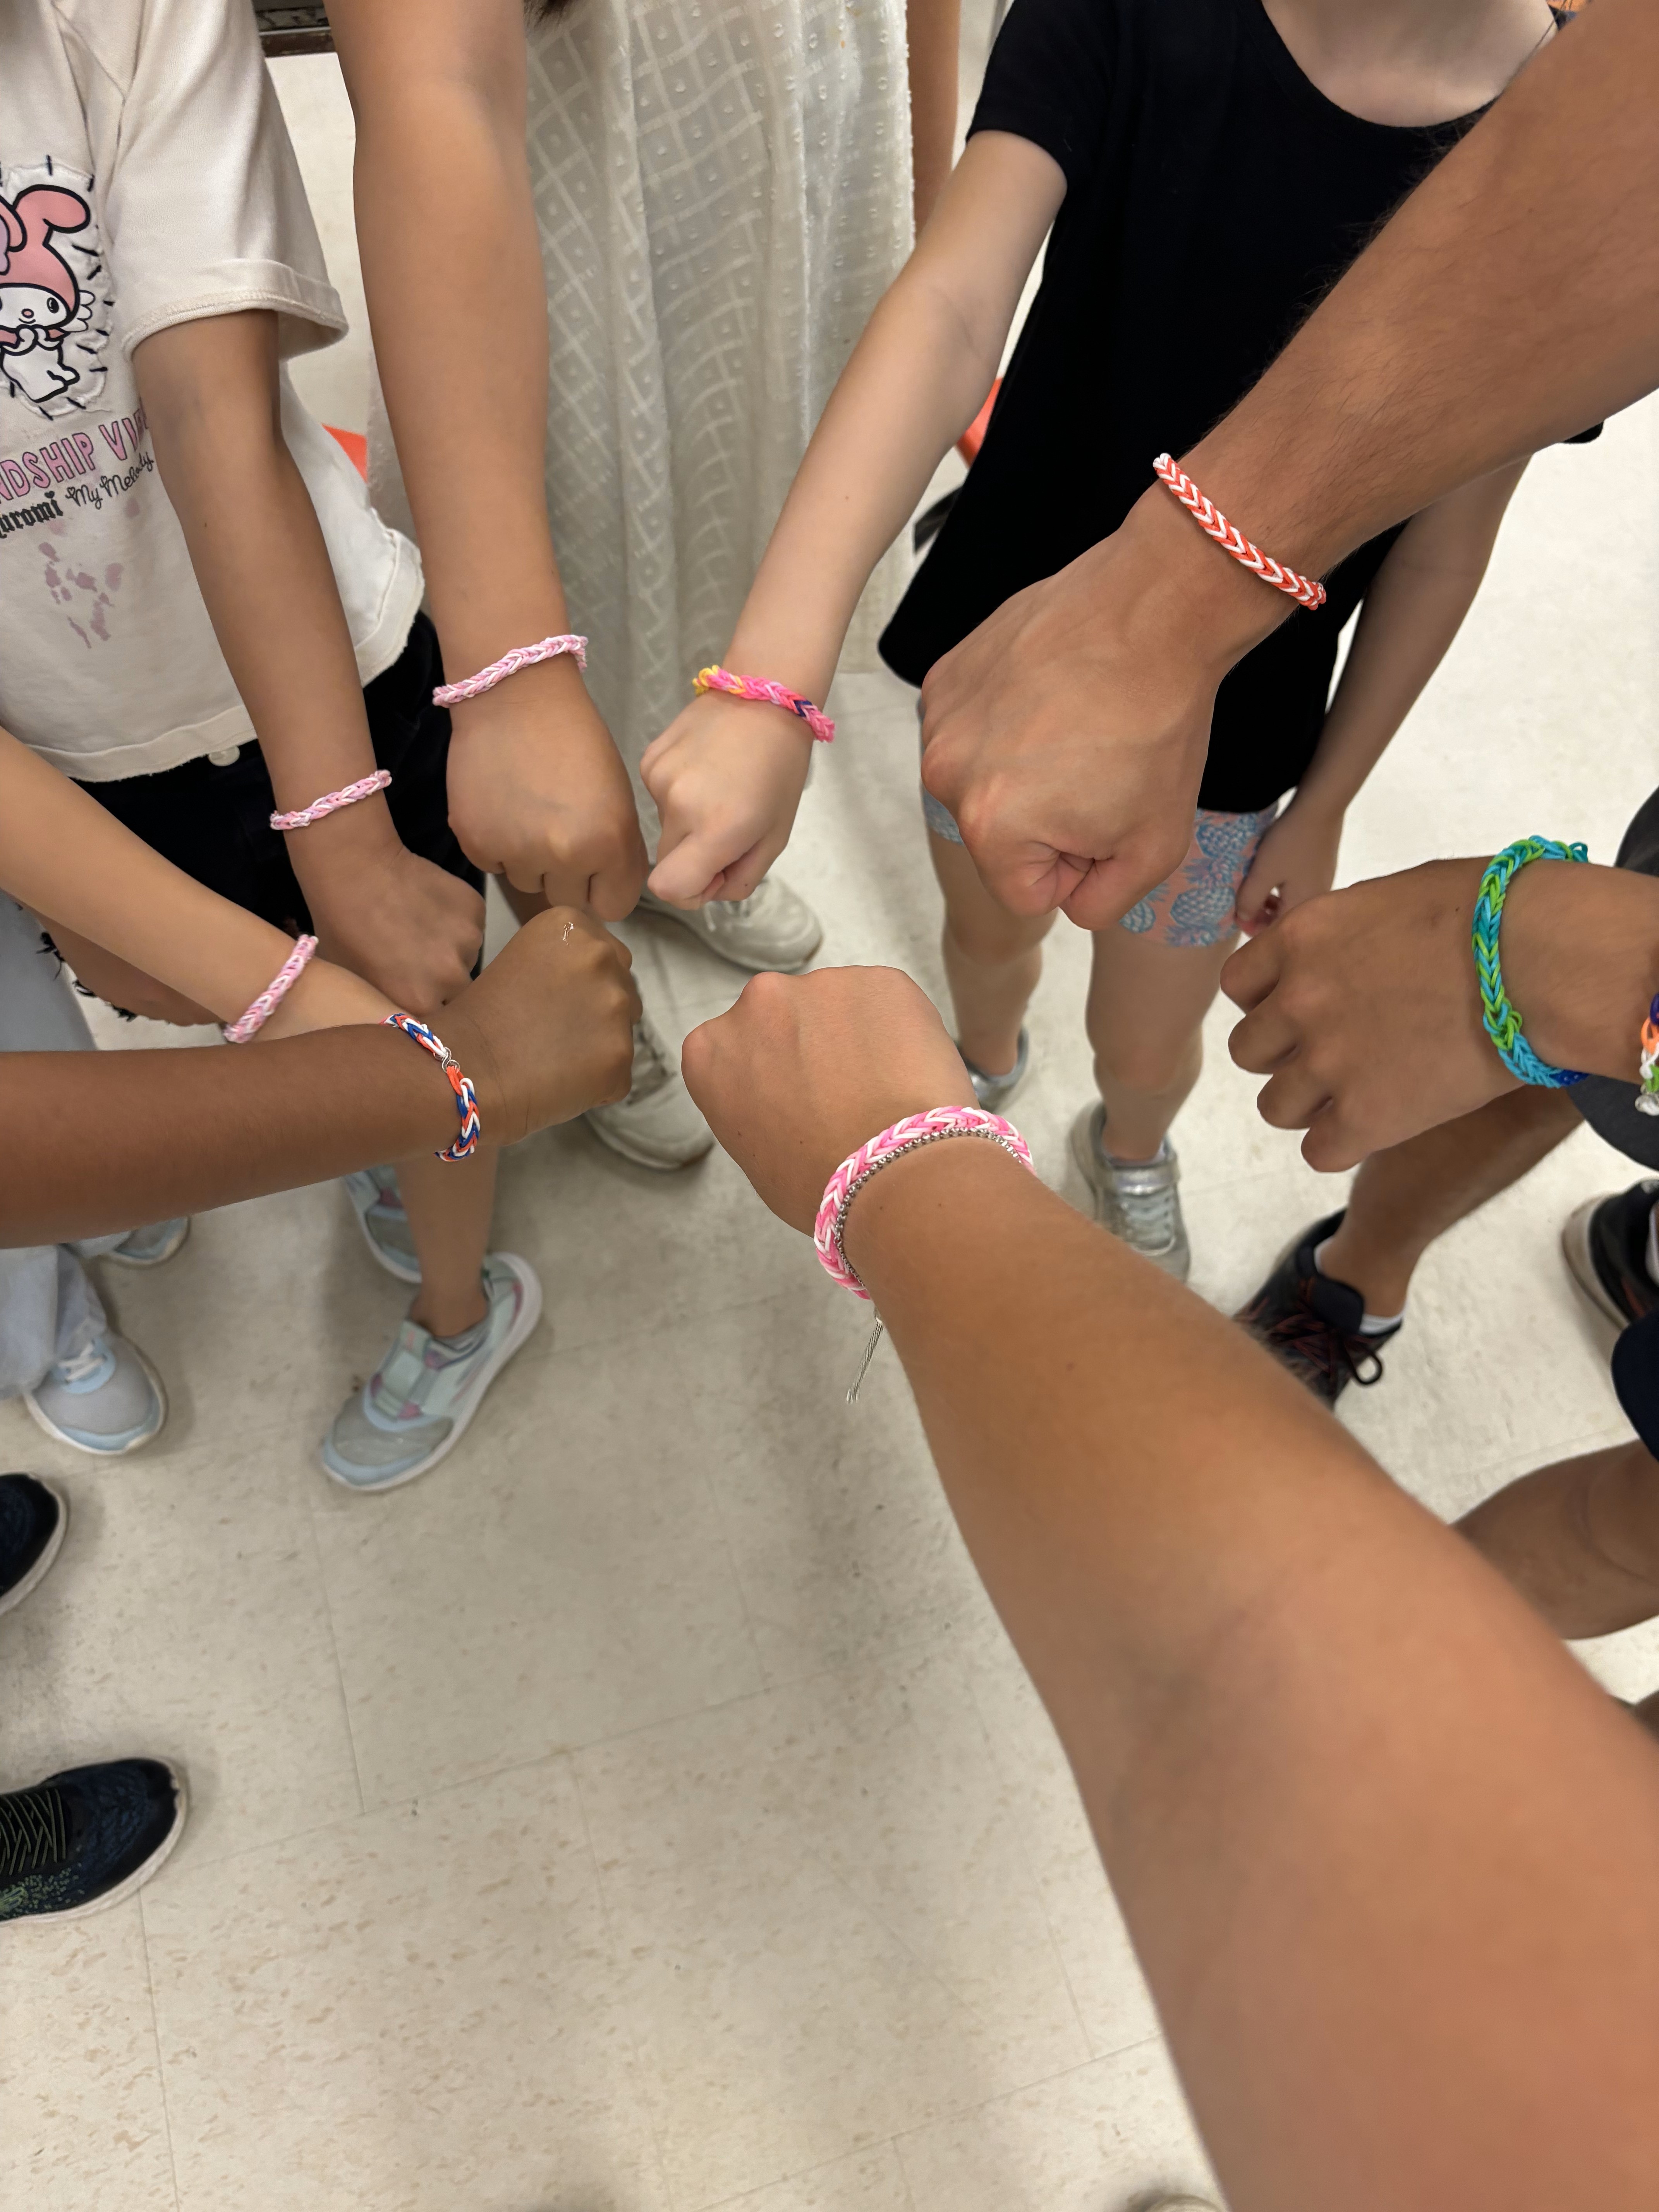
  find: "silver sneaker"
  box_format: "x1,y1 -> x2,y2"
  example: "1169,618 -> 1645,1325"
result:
343,1166 -> 421,1284
639,875 -> 823,974
960,1028 -> 1030,1112
1069,1102 -> 1190,1280
24,1331 -> 167,1456
106,1218 -> 190,1268
584,1015 -> 714,1171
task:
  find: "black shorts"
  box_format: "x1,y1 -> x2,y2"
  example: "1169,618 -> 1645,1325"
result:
1568,785 -> 1659,1454
76,612 -> 483,935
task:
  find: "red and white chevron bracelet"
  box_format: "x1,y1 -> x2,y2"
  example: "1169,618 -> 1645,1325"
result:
814,1106 -> 1035,1302
1151,454 -> 1326,611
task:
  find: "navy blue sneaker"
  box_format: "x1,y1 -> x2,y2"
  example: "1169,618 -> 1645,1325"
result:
1235,1211 -> 1400,1406
0,1473 -> 67,1617
0,1759 -> 186,1924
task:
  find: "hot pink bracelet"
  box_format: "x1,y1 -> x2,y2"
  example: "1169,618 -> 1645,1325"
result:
694,665 -> 835,743
433,634 -> 588,707
814,1106 -> 1035,1302
223,934 -> 318,1044
270,769 -> 391,832
1151,453 -> 1326,611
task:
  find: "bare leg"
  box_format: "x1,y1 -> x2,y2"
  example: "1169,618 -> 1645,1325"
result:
929,830 -> 1053,1075
1458,1437 -> 1659,1640
1318,1085 -> 1581,1315
1084,925 -> 1234,1163
397,1146 -> 496,1338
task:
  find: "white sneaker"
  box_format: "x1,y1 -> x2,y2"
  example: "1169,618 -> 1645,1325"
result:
343,1166 -> 421,1284
583,1016 -> 713,1171
106,1218 -> 190,1268
639,875 -> 823,974
320,1254 -> 542,1492
25,1332 -> 167,1456
1069,1103 -> 1190,1281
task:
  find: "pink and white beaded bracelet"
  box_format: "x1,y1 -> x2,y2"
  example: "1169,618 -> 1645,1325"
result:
270,769 -> 391,832
814,1105 -> 1035,1302
223,934 -> 318,1044
694,664 -> 835,743
1151,453 -> 1326,611
433,634 -> 588,708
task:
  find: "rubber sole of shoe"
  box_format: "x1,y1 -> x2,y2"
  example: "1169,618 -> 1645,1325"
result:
0,1479 -> 67,1617
1562,1195 -> 1638,1333
105,1216 -> 191,1269
319,1255 -> 546,1493
22,1343 -> 168,1458
5,1763 -> 188,1924
638,893 -> 822,975
582,1104 -> 715,1172
1068,1105 -> 1190,1282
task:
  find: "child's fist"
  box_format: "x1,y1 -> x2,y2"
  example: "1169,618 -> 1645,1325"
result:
642,690 -> 814,908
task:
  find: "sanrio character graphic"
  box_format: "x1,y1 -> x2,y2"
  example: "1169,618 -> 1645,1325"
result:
0,185 -> 93,406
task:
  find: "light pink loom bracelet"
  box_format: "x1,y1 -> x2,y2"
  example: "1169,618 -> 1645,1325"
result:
223,934 -> 318,1044
694,664 -> 835,743
432,633 -> 588,708
270,769 -> 391,832
814,1106 -> 1035,1301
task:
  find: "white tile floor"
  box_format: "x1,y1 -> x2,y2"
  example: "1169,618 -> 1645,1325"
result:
5,41 -> 1659,2212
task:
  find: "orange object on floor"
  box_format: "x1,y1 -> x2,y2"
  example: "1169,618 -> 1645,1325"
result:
326,424 -> 369,480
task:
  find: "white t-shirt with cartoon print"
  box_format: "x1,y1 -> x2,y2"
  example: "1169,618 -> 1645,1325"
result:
0,0 -> 422,781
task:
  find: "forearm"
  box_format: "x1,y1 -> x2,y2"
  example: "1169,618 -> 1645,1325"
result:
731,135 -> 1059,696
906,0 -> 962,232
332,0 -> 568,675
1501,858 -> 1659,1080
845,1139 -> 1659,2201
1184,0 -> 1659,584
0,1027 -> 457,1246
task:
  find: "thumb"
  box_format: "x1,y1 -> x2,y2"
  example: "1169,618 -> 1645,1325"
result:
1234,855 -> 1274,936
647,824 -> 736,907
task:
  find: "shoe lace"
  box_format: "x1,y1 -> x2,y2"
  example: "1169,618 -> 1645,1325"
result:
54,1340 -> 110,1388
624,1019 -> 671,1103
1245,1290 -> 1387,1391
0,1785 -> 68,1881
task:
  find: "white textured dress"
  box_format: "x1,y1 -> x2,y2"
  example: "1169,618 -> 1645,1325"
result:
522,0 -> 914,809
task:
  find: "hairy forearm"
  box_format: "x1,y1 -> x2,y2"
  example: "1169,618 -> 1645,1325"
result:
1186,0 -> 1659,582
844,1138 -> 1659,2202
0,1028 -> 456,1247
332,0 -> 567,674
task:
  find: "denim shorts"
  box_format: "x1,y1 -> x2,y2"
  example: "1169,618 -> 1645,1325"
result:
921,773 -> 1278,950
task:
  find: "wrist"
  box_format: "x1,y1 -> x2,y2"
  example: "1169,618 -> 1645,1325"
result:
283,793 -> 401,883
444,645 -> 592,738
1100,482 -> 1295,684
1499,861 -> 1659,1080
839,1128 -> 1029,1295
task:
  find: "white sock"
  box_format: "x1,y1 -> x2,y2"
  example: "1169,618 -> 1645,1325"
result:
1645,1200 -> 1659,1288
1314,1235 -> 1405,1334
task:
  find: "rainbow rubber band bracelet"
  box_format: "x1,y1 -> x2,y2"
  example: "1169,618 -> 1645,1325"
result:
694,665 -> 835,743
1472,836 -> 1589,1087
1635,994 -> 1659,1118
382,1012 -> 481,1161
1151,454 -> 1326,611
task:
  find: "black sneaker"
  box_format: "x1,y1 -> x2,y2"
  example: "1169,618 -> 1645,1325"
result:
1562,1182 -> 1659,1332
0,1473 -> 66,1617
0,1760 -> 186,1924
1235,1211 -> 1400,1406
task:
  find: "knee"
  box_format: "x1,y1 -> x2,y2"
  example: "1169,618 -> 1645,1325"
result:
1094,1027 -> 1201,1099
942,908 -> 1049,970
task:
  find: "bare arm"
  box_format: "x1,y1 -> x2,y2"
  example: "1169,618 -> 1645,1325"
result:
133,310 -> 484,1015
642,131 -> 1063,905
683,965 -> 1659,2212
0,908 -> 638,1247
907,0 -> 962,233
1235,460 -> 1527,929
919,0 -> 1659,927
328,0 -> 647,917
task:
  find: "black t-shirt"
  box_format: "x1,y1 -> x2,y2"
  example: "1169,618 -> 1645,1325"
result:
880,0 -> 1589,811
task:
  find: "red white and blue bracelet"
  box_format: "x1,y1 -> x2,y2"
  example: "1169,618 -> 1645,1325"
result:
383,1012 -> 481,1161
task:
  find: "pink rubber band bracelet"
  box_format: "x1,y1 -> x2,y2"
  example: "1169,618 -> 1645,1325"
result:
223,934 -> 318,1044
270,769 -> 391,832
694,664 -> 835,743
814,1106 -> 1035,1300
433,634 -> 588,707
1151,453 -> 1326,610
